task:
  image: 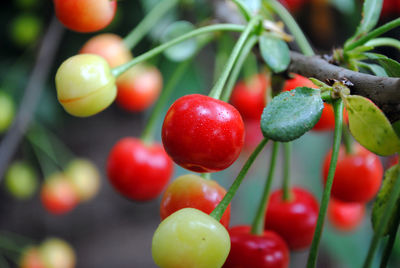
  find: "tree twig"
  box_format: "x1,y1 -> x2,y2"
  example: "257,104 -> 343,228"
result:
0,16 -> 64,181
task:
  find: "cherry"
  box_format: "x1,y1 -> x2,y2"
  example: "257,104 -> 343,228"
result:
65,158 -> 101,202
55,54 -> 117,117
279,0 -> 307,12
116,64 -> 163,112
282,74 -> 316,92
230,73 -> 269,120
40,238 -> 76,268
53,0 -> 117,33
264,187 -> 319,250
0,91 -> 15,133
5,161 -> 38,200
79,33 -> 132,68
162,94 -> 245,173
322,144 -> 383,203
40,173 -> 79,215
19,247 -> 45,268
328,198 -> 365,232
152,208 -> 230,268
160,174 -> 231,228
223,225 -> 290,268
107,137 -> 173,201
243,118 -> 263,152
9,14 -> 42,47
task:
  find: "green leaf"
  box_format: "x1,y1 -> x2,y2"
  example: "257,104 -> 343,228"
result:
161,21 -> 198,62
346,0 -> 383,46
231,0 -> 252,21
328,0 -> 356,15
364,52 -> 400,77
260,87 -> 324,142
393,120 -> 400,138
357,62 -> 388,77
372,165 -> 400,236
259,34 -> 290,73
345,95 -> 400,156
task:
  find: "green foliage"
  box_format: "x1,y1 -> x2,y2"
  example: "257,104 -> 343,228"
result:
259,33 -> 290,73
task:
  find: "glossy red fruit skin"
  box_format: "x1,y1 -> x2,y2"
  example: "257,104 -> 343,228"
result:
328,198 -> 365,231
243,118 -> 263,152
230,74 -> 268,120
265,187 -> 319,250
160,174 -> 231,228
162,94 -> 245,173
312,103 -> 349,131
107,138 -> 173,201
282,74 -> 316,92
53,0 -> 117,33
323,144 -> 383,203
279,0 -> 306,12
223,225 -> 290,268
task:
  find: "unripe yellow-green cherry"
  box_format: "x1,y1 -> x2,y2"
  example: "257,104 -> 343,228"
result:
55,54 -> 116,117
152,208 -> 231,268
0,91 -> 15,133
40,238 -> 76,268
65,158 -> 101,202
5,161 -> 38,200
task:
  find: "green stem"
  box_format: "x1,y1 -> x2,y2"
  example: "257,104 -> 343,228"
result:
112,24 -> 245,77
210,137 -> 269,221
282,142 -> 292,201
251,142 -> 279,235
363,164 -> 400,268
264,0 -> 314,56
380,207 -> 400,268
201,173 -> 211,180
29,139 -> 57,178
345,18 -> 400,52
221,35 -> 258,102
209,16 -> 261,100
342,123 -> 354,155
365,38 -> 400,51
307,99 -> 344,268
123,0 -> 179,50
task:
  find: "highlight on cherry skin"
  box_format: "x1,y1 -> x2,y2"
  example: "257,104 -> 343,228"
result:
323,143 -> 383,203
162,94 -> 245,173
223,225 -> 290,268
107,137 -> 173,201
160,173 -> 231,228
265,187 -> 319,250
152,208 -> 230,268
328,198 -> 366,232
53,0 -> 117,33
55,54 -> 117,117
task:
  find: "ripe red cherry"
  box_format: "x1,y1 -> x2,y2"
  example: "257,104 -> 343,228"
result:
223,225 -> 290,268
41,173 -> 79,215
265,187 -> 319,250
79,33 -> 132,68
279,0 -> 307,12
282,74 -> 316,92
243,118 -> 263,152
160,174 -> 231,228
328,198 -> 365,231
162,94 -> 245,173
107,137 -> 173,201
116,65 -> 163,112
19,247 -> 45,268
53,0 -> 117,33
322,144 -> 383,203
230,73 -> 269,120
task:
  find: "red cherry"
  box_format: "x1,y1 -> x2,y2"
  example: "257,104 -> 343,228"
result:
328,198 -> 365,231
312,103 -> 349,131
107,137 -> 173,201
243,118 -> 263,152
230,73 -> 269,120
265,187 -> 319,250
160,174 -> 230,228
19,247 -> 45,268
322,144 -> 383,203
53,0 -> 117,33
282,74 -> 317,92
223,225 -> 290,268
41,174 -> 79,215
79,33 -> 132,68
116,65 -> 163,112
162,94 -> 245,173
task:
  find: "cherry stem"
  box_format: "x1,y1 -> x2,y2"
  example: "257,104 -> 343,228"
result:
251,142 -> 280,235
342,123 -> 354,155
140,35 -> 213,144
282,142 -> 292,201
28,137 -> 57,179
201,173 -> 211,180
112,24 -> 245,78
306,98 -> 343,268
363,163 -> 400,268
210,137 -> 269,221
123,0 -> 179,50
264,0 -> 314,56
345,18 -> 400,52
209,16 -> 261,100
221,35 -> 258,102
380,205 -> 400,268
